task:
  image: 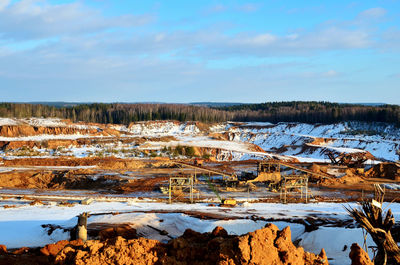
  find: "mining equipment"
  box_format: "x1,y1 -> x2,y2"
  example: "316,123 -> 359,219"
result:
241,159 -> 335,202
165,160 -> 238,206
325,150 -> 369,168
167,175 -> 194,204
244,160 -> 331,189
220,198 -> 237,207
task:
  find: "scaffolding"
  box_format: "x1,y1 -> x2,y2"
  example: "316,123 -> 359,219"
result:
258,161 -> 280,174
280,175 -> 309,203
173,160 -> 237,182
168,175 -> 194,204
258,159 -> 332,180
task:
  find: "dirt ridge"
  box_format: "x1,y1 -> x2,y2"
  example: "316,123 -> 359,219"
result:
0,224 -> 330,265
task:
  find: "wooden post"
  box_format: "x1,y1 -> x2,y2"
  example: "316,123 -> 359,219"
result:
305,177 -> 308,203
77,212 -> 88,242
190,176 -> 193,203
168,178 -> 172,204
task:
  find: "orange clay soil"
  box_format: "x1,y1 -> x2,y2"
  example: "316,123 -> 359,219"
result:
0,224 -> 330,265
1,157 -> 172,170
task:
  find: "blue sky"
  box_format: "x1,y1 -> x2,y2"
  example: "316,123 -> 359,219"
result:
0,0 -> 399,103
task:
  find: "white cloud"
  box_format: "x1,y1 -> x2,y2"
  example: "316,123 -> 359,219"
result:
234,33 -> 277,46
0,3 -> 386,57
382,27 -> 400,50
205,3 -> 260,15
295,27 -> 371,49
299,70 -> 340,79
0,0 -> 153,41
0,0 -> 9,11
205,4 -> 227,14
322,70 -> 339,77
35,23 -> 370,62
359,7 -> 386,19
389,73 -> 400,78
236,3 -> 260,13
0,1 -> 397,103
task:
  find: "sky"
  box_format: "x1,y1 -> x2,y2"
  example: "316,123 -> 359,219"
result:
0,0 -> 399,104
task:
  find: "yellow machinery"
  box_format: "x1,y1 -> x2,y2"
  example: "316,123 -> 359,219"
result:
221,198 -> 237,206
245,161 -> 281,185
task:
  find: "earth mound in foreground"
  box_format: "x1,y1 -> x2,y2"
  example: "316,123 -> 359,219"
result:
0,224 -> 330,265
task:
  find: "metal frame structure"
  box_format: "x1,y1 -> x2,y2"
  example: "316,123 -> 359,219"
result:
168,175 -> 194,204
260,160 -> 331,179
280,175 -> 309,203
173,161 -> 237,182
258,161 -> 280,174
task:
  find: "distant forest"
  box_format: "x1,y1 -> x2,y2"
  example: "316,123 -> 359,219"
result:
216,102 -> 400,125
0,102 -> 399,126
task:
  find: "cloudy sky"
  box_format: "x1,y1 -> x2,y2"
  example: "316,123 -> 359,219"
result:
0,0 -> 399,103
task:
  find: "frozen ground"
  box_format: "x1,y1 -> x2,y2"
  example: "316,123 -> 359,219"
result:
222,122 -> 400,162
1,119 -> 399,162
0,200 -> 398,265
0,117 -> 98,130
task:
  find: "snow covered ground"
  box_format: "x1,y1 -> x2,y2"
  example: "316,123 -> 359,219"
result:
124,121 -> 400,161
0,118 -> 399,162
0,117 -> 97,129
0,200 -> 398,264
221,122 -> 400,162
0,134 -> 104,142
128,121 -> 200,136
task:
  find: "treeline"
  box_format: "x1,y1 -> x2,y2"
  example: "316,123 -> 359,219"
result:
217,101 -> 400,126
0,103 -> 233,124
0,102 -> 399,126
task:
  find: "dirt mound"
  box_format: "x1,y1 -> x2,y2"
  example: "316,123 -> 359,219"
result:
0,245 -> 6,255
349,243 -> 373,265
116,176 -> 169,193
49,224 -> 328,265
2,157 -> 150,170
55,237 -> 163,265
249,143 -> 266,153
98,224 -> 137,241
320,168 -> 365,186
0,166 -> 172,192
208,132 -> 229,141
0,225 -> 330,265
340,169 -> 366,184
0,125 -> 100,138
40,240 -> 84,257
0,137 -> 146,151
0,140 -> 39,150
310,163 -> 328,174
366,162 -> 400,180
0,170 -> 124,190
0,171 -> 54,189
309,137 -> 335,146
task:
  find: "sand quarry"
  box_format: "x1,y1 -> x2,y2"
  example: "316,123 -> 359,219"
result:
0,118 -> 399,264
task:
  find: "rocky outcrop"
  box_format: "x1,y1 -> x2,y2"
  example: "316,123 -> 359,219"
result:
0,170 -> 124,190
50,224 -> 328,265
0,141 -> 39,150
0,125 -> 99,137
366,162 -> 400,180
0,225 -> 330,265
349,243 -> 373,265
0,245 -> 6,255
55,237 -> 163,265
40,240 -> 84,257
2,157 -> 153,169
